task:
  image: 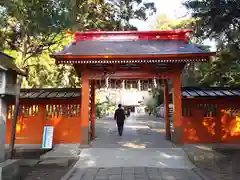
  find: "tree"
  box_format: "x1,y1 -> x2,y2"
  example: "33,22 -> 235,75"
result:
183,0 -> 240,86
73,0 -> 120,31
108,0 -> 156,30
146,87 -> 164,112
0,1 -> 77,87
1,0 -> 157,88
73,0 -> 156,31
0,5 -> 8,49
152,14 -> 210,86
1,1 -> 73,58
153,14 -> 203,43
183,0 -> 240,41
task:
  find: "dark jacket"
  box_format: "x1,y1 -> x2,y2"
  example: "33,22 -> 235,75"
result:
114,108 -> 125,124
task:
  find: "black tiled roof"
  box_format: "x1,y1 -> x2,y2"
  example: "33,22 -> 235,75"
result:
20,87 -> 240,100
20,88 -> 81,99
54,40 -> 210,56
182,87 -> 240,97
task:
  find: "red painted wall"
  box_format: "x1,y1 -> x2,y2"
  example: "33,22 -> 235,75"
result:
182,98 -> 240,144
6,100 -> 82,145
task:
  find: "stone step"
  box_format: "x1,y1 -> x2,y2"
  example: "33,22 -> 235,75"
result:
40,144 -> 81,160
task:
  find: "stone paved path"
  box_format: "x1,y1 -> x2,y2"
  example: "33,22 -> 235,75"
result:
68,167 -> 203,180
183,144 -> 240,180
65,115 -> 204,180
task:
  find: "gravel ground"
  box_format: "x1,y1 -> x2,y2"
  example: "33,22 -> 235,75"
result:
20,159 -> 78,180
183,144 -> 240,180
4,149 -> 78,180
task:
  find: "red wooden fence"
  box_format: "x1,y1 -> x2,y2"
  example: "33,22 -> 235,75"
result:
6,99 -> 82,145
182,98 -> 240,144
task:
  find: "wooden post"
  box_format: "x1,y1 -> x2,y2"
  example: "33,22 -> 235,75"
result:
80,70 -> 89,144
138,80 -> 141,91
0,98 -> 7,162
9,76 -> 22,159
122,80 -> 125,89
172,73 -> 183,144
163,79 -> 171,140
90,80 -> 95,140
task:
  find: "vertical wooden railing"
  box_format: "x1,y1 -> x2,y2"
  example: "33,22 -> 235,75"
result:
219,103 -> 240,143
6,100 -> 81,145
182,100 -> 219,143
182,98 -> 240,144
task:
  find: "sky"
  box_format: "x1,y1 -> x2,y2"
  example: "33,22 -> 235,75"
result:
130,0 -> 188,30
130,0 -> 216,51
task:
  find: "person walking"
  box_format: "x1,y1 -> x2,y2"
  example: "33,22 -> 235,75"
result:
114,104 -> 126,136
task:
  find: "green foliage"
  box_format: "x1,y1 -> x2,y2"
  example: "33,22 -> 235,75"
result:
95,96 -> 116,118
146,88 -> 164,113
183,0 -> 240,41
0,0 -> 156,88
110,0 -> 156,30
1,0 -> 73,53
0,1 -> 77,87
152,14 -> 208,86
151,88 -> 163,107
0,6 -> 7,49
153,14 -> 196,30
183,0 -> 240,87
73,0 -> 119,31
73,0 -> 156,31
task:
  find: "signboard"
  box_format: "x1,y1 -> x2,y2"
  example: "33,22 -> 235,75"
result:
42,126 -> 54,149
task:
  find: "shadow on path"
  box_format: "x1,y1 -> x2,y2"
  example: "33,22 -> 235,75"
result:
92,115 -> 173,148
64,115 -> 202,180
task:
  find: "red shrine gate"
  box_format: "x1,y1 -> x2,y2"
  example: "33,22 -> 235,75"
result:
50,30 -> 215,145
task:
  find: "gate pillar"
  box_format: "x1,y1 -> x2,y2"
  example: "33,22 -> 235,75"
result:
163,79 -> 171,140
80,70 -> 90,144
90,80 -> 95,140
172,73 -> 183,144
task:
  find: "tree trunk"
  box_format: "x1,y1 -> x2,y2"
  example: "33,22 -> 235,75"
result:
8,76 -> 22,159
9,35 -> 27,159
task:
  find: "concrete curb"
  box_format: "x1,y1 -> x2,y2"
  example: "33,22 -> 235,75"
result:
0,159 -> 20,180
19,159 -> 40,166
60,160 -> 80,180
192,168 -> 211,180
60,142 -> 94,180
182,146 -> 211,180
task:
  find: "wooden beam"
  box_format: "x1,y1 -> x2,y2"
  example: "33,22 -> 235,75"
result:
85,63 -> 184,71
74,64 -> 86,77
87,71 -> 176,79
74,63 -> 184,80
53,52 -> 216,61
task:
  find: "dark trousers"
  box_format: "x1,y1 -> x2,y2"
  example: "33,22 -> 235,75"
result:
117,122 -> 124,136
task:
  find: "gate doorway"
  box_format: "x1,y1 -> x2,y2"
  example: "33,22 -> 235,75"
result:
51,30 -> 215,145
